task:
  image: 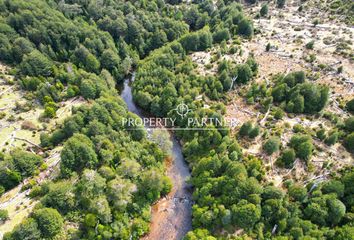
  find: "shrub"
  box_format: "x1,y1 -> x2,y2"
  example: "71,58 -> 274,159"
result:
33,208 -> 64,238
263,137 -> 281,155
0,209 -> 8,222
277,148 -> 296,168
277,0 -> 286,8
346,98 -> 354,113
325,131 -> 339,146
260,4 -> 268,17
305,40 -> 315,50
344,133 -> 354,153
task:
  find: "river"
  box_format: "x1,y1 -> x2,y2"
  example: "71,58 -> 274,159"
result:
120,73 -> 192,240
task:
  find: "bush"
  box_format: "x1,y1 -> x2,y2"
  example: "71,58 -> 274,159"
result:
33,208 -> 64,238
305,40 -> 315,50
238,18 -> 253,38
266,43 -> 271,52
212,29 -> 230,43
19,50 -> 53,77
277,148 -> 296,168
289,134 -> 313,162
0,209 -> 8,222
60,134 -> 98,175
346,98 -> 354,113
263,137 -> 281,155
235,64 -> 253,84
260,4 -> 268,17
316,129 -> 326,141
4,218 -> 41,240
344,133 -> 354,153
10,149 -> 43,178
239,121 -> 253,137
325,131 -> 339,146
344,117 -> 354,132
277,0 -> 286,8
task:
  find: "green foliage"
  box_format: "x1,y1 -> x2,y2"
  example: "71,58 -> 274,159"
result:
325,131 -> 339,146
344,132 -> 354,153
60,134 -> 98,175
0,209 -> 8,222
277,148 -> 296,168
184,229 -> 216,240
344,117 -> 354,132
322,180 -> 344,198
277,0 -> 286,8
235,64 -> 253,84
289,134 -> 313,162
238,18 -> 254,38
260,4 -> 269,17
212,29 -> 230,43
305,40 -> 315,50
270,71 -> 328,114
232,200 -> 261,229
10,149 -> 42,178
346,98 -> 354,113
19,50 -> 53,77
33,208 -> 64,238
263,137 -> 281,155
288,185 -> 307,202
4,218 -> 41,240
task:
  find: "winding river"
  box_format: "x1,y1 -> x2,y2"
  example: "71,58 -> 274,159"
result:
120,74 -> 192,240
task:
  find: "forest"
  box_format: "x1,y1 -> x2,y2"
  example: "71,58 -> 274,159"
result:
0,0 -> 353,239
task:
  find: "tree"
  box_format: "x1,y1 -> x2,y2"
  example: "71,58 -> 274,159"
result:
239,121 -> 253,137
249,125 -> 260,139
212,29 -> 230,43
232,201 -> 261,229
277,148 -> 296,168
42,181 -> 76,214
327,199 -> 346,225
235,64 -> 253,84
297,141 -> 313,162
322,180 -> 344,198
100,49 -> 120,72
263,137 -> 281,155
4,218 -> 41,240
150,129 -> 173,156
346,98 -> 354,113
76,169 -> 106,202
80,79 -> 97,99
304,202 -> 328,226
335,225 -> 354,240
33,208 -> 64,238
238,18 -> 253,38
11,149 -> 42,177
288,185 -> 307,202
60,134 -> 98,175
184,229 -> 216,240
262,186 -> 284,200
12,37 -> 34,62
20,50 -> 53,77
107,177 -> 137,210
289,134 -> 313,162
260,4 -> 269,17
344,133 -> 354,153
325,131 -> 339,146
246,57 -> 258,76
344,117 -> 354,132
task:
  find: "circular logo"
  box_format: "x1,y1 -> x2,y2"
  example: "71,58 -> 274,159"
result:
174,103 -> 191,118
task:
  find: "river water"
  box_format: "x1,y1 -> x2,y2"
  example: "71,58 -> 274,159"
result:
120,74 -> 192,240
